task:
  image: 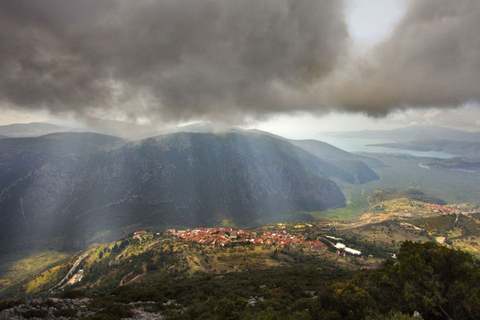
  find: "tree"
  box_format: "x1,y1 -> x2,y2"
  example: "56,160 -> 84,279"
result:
372,241 -> 480,319
318,281 -> 376,320
213,296 -> 248,320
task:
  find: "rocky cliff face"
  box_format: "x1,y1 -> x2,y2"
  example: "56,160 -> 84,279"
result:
0,131 -> 377,252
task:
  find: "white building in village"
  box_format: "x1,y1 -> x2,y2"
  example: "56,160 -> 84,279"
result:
334,242 -> 361,255
334,242 -> 345,249
345,247 -> 361,255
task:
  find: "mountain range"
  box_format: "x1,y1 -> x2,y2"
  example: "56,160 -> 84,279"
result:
0,122 -> 80,138
328,125 -> 480,159
370,139 -> 480,157
329,125 -> 480,142
0,127 -> 379,253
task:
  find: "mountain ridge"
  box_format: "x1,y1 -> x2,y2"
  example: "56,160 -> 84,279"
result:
0,130 -> 380,254
0,122 -> 81,138
328,125 -> 480,142
368,139 -> 480,158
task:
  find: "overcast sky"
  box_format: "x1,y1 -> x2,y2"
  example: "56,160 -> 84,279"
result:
1,0 -> 479,139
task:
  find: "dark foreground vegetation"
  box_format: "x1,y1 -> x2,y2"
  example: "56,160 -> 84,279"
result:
2,241 -> 478,320
112,241 -> 480,320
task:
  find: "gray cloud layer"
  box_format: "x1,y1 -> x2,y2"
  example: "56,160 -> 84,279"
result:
0,0 -> 347,123
1,0 -> 479,125
328,0 -> 480,115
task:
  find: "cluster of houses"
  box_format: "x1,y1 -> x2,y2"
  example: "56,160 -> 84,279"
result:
426,203 -> 478,215
167,227 -> 329,252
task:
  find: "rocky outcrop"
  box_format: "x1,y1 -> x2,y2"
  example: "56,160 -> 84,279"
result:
0,298 -> 166,320
0,298 -> 92,320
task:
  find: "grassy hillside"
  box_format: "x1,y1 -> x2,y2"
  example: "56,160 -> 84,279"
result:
335,220 -> 429,246
368,187 -> 445,205
305,188 -> 480,259
4,184 -> 469,301
426,156 -> 480,170
3,230 -> 480,319
0,250 -> 72,298
7,193 -> 476,301
411,212 -> 480,256
337,153 -> 480,205
0,230 -> 374,301
303,152 -> 480,225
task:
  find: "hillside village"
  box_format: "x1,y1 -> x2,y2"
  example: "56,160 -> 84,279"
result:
167,227 -> 362,256
8,199 -> 479,305
425,203 -> 479,215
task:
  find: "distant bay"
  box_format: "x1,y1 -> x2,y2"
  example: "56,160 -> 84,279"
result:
316,135 -> 456,159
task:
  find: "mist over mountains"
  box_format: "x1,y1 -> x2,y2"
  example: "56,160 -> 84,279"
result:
6,122 -> 480,255
0,125 -> 380,253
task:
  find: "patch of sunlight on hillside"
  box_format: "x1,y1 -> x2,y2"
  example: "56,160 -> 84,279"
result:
25,265 -> 66,294
0,250 -> 71,295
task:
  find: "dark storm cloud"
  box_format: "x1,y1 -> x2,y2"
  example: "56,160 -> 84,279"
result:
0,0 -> 348,123
327,0 -> 480,115
4,0 -> 479,124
